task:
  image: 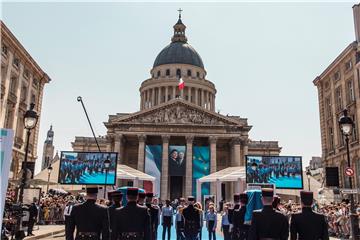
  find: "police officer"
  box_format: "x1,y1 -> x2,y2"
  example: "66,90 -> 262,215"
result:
248,188 -> 289,240
228,194 -> 240,227
66,186 -> 109,240
290,191 -> 329,240
112,187 -> 151,240
145,192 -> 159,240
108,191 -> 123,239
231,193 -> 248,240
182,196 -> 201,240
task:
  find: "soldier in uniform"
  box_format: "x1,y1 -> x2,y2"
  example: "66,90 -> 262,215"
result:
182,196 -> 201,240
108,191 -> 123,239
290,191 -> 329,240
231,193 -> 248,240
145,192 -> 159,240
137,192 -> 146,206
248,188 -> 289,240
66,186 -> 109,240
228,194 -> 240,227
111,187 -> 151,240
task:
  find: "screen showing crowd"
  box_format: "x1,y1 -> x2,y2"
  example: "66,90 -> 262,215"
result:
246,155 -> 303,189
58,151 -> 117,185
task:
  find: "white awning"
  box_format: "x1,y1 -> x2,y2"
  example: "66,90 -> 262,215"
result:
116,164 -> 155,182
198,166 -> 246,183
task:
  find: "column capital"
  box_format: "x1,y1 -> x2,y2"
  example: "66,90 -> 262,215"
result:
162,135 -> 170,143
137,134 -> 146,142
231,137 -> 241,145
114,134 -> 124,142
186,135 -> 194,143
209,136 -> 218,144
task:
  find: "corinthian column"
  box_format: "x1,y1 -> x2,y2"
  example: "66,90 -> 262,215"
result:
209,136 -> 217,195
137,134 -> 146,171
114,134 -> 123,164
161,135 -> 170,200
185,135 -> 194,197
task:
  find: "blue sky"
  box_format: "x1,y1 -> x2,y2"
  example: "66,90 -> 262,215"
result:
1,2 -> 358,173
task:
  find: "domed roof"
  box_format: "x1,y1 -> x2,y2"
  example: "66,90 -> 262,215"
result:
153,42 -> 204,69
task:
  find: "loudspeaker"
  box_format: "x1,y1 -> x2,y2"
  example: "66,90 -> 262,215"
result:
325,167 -> 339,187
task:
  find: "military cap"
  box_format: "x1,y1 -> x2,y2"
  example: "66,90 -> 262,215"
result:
261,188 -> 274,198
138,192 -> 146,199
112,191 -> 123,201
86,185 -> 98,194
233,193 -> 240,202
188,196 -> 195,201
146,192 -> 154,198
300,191 -> 313,205
127,187 -> 139,196
240,193 -> 248,204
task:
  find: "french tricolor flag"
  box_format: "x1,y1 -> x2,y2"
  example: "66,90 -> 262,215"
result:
178,77 -> 185,90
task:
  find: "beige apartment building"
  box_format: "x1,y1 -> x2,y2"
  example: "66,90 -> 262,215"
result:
0,21 -> 50,179
314,4 -> 360,189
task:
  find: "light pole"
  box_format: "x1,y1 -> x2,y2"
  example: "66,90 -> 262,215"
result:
46,165 -> 53,193
103,156 -> 111,199
18,103 -> 38,203
306,168 -> 311,191
339,109 -> 359,239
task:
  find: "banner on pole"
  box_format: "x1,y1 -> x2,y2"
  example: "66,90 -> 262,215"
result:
0,128 -> 14,232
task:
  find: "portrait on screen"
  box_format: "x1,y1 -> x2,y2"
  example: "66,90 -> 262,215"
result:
169,146 -> 186,176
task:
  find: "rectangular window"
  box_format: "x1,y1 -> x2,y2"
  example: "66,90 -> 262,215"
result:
346,80 -> 355,104
335,87 -> 343,112
13,58 -> 20,68
2,44 -> 8,56
329,127 -> 334,150
345,60 -> 353,71
334,71 -> 341,81
20,84 -> 27,102
325,97 -> 332,119
352,115 -> 357,141
9,77 -> 17,93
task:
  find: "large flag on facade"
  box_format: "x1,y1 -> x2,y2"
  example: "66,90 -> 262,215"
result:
178,77 -> 185,90
0,129 -> 14,232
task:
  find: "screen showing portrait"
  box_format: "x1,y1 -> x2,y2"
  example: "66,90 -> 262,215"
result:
192,146 -> 210,197
169,146 -> 186,176
145,145 -> 162,196
246,155 -> 303,189
59,151 -> 117,185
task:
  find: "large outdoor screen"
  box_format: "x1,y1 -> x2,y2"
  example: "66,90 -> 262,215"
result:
246,155 -> 303,189
59,151 -> 117,185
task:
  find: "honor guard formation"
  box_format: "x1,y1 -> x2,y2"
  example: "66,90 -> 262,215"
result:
60,185 -> 332,240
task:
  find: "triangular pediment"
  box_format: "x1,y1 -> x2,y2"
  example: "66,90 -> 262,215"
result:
108,99 -> 246,127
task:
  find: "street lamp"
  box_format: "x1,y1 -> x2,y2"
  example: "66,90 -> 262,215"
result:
47,165 -> 53,193
339,109 -> 359,239
306,168 -> 311,191
18,103 -> 38,203
103,156 -> 111,199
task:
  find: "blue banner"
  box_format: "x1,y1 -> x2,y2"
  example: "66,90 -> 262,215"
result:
145,145 -> 162,197
192,146 -> 210,198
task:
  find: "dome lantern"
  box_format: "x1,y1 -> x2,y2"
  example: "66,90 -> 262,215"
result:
171,8 -> 187,43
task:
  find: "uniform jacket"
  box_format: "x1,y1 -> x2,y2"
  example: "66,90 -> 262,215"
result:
228,203 -> 240,225
182,204 -> 201,236
66,199 -> 109,240
248,205 -> 289,240
290,207 -> 329,240
111,201 -> 151,240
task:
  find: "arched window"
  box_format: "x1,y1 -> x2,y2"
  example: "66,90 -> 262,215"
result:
166,69 -> 170,76
187,70 -> 191,77
157,71 -> 160,77
176,69 -> 181,77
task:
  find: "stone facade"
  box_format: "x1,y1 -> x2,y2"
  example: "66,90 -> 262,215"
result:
0,21 -> 50,179
314,4 -> 360,189
72,15 -> 281,200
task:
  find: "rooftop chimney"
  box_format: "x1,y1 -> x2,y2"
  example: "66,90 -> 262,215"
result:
354,3 -> 360,42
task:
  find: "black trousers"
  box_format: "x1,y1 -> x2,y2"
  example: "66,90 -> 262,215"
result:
222,225 -> 230,240
27,219 -> 35,235
162,224 -> 171,240
208,220 -> 216,240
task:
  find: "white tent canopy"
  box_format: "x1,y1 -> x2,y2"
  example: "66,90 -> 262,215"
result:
33,161 -> 156,192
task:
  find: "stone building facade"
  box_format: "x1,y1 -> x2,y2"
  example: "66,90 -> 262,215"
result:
314,4 -> 360,189
72,14 -> 281,200
0,21 -> 50,179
